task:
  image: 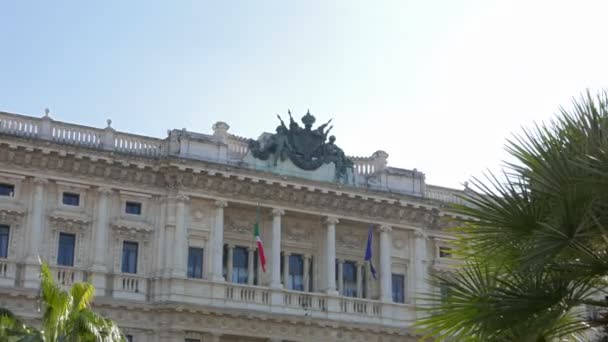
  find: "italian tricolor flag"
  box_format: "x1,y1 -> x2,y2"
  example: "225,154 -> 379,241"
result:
254,219 -> 267,272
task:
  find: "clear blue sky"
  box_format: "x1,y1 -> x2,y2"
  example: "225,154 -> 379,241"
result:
1,1 -> 607,188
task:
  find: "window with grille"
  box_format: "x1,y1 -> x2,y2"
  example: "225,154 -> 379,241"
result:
62,192 -> 80,206
0,225 -> 9,258
392,274 -> 405,303
288,254 -> 304,291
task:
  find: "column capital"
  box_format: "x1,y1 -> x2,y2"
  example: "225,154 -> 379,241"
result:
32,177 -> 48,185
324,216 -> 340,225
413,229 -> 426,239
271,208 -> 285,217
247,246 -> 256,252
226,243 -> 235,249
176,193 -> 190,203
303,254 -> 311,260
283,251 -> 291,257
356,261 -> 365,267
97,186 -> 113,195
214,199 -> 228,208
379,224 -> 392,233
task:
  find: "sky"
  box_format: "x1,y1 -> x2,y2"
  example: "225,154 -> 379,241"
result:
1,0 -> 607,189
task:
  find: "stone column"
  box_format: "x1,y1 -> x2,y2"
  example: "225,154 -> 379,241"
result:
283,252 -> 290,289
173,194 -> 189,277
324,216 -> 339,295
413,230 -> 431,304
364,263 -> 372,299
379,225 -> 393,302
337,259 -> 344,295
210,200 -> 227,282
226,244 -> 234,283
270,208 -> 284,289
26,177 -> 47,263
91,187 -> 112,296
356,262 -> 364,298
247,247 -> 255,285
24,177 -> 47,288
303,254 -> 311,292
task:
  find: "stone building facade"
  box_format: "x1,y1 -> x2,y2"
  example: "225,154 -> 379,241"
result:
0,110 -> 464,341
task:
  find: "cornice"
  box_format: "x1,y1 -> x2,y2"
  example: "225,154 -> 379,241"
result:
0,137 -> 463,230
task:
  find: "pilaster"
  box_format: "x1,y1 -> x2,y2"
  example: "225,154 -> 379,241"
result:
379,224 -> 393,303
210,200 -> 227,282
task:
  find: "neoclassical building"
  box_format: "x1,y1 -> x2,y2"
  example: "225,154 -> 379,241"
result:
0,109 -> 464,341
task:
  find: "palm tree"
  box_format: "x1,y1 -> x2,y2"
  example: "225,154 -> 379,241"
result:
0,263 -> 124,341
416,91 -> 608,341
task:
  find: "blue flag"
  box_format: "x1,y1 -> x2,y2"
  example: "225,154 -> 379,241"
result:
364,224 -> 377,280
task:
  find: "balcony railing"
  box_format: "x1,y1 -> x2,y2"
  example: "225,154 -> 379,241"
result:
0,259 -> 17,287
154,277 -> 415,327
51,266 -> 85,289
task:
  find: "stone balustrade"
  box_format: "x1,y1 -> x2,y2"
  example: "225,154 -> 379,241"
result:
113,274 -> 147,301
425,184 -> 468,205
52,266 -> 84,288
167,278 -> 413,327
0,259 -> 17,287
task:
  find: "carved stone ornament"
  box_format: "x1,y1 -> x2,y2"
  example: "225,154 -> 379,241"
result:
248,110 -> 354,183
285,224 -> 311,243
110,219 -> 153,238
224,216 -> 252,235
338,228 -> 365,249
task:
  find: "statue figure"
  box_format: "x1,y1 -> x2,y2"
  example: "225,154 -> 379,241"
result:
324,135 -> 349,181
248,110 -> 354,184
273,124 -> 290,166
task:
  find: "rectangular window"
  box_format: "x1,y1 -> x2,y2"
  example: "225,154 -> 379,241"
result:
392,274 -> 405,303
440,282 -> 451,301
288,254 -> 304,291
57,233 -> 75,266
0,225 -> 9,258
342,261 -> 358,297
125,201 -> 142,215
125,335 -> 133,342
62,192 -> 80,206
439,246 -> 452,258
187,247 -> 204,279
232,246 -> 248,284
121,241 -> 138,274
0,183 -> 14,197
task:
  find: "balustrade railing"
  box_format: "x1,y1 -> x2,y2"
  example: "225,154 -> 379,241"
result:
116,274 -> 144,293
0,113 -> 39,138
339,297 -> 382,316
113,132 -> 164,157
224,283 -> 270,305
51,122 -> 102,148
283,290 -> 327,311
52,266 -> 84,287
425,185 -> 467,205
351,157 -> 376,175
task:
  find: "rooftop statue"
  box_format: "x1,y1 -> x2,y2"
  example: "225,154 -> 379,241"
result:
248,110 -> 354,183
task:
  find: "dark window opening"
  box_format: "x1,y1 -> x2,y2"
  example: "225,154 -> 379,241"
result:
0,225 -> 9,258
439,246 -> 452,258
122,241 -> 138,274
392,274 -> 405,303
187,247 -> 204,279
57,233 -> 75,266
62,192 -> 80,206
0,183 -> 14,197
125,201 -> 142,215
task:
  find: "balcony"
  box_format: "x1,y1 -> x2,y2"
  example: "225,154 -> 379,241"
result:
154,278 -> 415,327
0,259 -> 17,287
51,266 -> 85,289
